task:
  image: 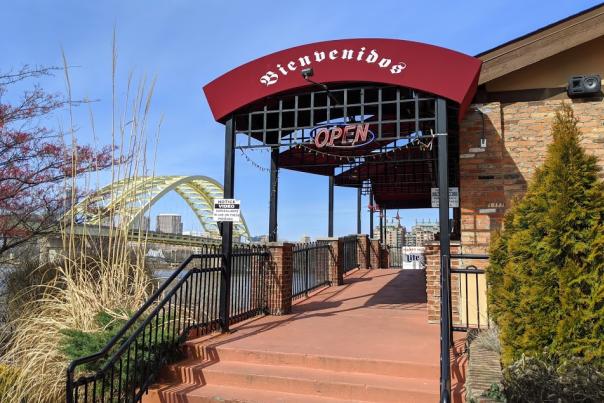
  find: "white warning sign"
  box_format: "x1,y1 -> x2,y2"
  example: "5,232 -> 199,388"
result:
431,187 -> 459,208
213,199 -> 241,222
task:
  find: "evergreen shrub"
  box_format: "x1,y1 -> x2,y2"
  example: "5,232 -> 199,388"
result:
487,104 -> 604,365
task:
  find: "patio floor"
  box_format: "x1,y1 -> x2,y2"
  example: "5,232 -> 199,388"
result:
148,269 -> 467,402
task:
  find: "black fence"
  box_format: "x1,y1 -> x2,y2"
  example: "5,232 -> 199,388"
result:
66,245 -> 269,403
340,235 -> 359,273
450,254 -> 490,332
291,242 -> 331,300
230,246 -> 271,323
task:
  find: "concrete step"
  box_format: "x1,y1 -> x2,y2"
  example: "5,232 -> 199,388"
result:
146,383 -> 362,403
209,346 -> 440,379
198,361 -> 439,402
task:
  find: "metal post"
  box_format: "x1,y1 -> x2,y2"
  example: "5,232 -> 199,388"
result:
356,187 -> 362,234
328,175 -> 334,237
269,147 -> 279,242
369,190 -> 374,238
379,210 -> 384,244
305,249 -> 309,297
436,98 -> 451,403
220,117 -> 235,333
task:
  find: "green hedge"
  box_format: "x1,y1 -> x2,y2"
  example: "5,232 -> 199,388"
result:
487,104 -> 604,366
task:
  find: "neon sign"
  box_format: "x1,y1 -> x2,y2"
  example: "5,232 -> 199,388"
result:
310,123 -> 374,149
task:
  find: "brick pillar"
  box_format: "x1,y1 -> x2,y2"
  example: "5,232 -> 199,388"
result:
380,243 -> 390,268
356,234 -> 370,269
318,238 -> 343,286
369,239 -> 381,269
266,242 -> 293,315
425,241 -> 461,324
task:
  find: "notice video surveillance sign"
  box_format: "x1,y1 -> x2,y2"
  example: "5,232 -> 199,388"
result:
431,187 -> 459,208
213,199 -> 241,222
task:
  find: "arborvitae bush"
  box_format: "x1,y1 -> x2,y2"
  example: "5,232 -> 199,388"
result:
487,104 -> 604,366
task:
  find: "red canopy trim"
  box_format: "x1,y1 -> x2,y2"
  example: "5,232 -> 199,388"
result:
203,38 -> 482,123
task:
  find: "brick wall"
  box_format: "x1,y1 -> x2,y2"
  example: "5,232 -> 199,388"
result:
459,98 -> 604,253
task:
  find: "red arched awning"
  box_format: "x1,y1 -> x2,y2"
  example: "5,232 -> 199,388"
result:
203,38 -> 482,122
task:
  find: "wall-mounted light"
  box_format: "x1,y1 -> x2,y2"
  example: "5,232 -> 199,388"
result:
301,67 -> 340,107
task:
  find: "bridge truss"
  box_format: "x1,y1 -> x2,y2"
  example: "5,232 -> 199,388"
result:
69,175 -> 251,242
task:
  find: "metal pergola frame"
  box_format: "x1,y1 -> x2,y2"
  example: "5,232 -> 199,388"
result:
220,83 -> 455,402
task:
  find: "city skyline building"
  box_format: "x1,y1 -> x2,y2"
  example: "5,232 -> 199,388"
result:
156,214 -> 183,235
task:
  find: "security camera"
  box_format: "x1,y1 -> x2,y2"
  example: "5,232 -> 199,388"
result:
301,68 -> 314,79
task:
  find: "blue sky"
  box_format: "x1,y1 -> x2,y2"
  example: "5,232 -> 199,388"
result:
1,1 -> 600,241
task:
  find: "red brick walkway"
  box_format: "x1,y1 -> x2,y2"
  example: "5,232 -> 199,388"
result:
148,269 -> 467,402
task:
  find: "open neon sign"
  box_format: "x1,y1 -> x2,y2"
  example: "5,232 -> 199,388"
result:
311,123 -> 375,149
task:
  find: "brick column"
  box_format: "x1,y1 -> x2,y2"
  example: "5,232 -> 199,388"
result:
356,234 -> 370,269
266,242 -> 293,315
369,239 -> 381,269
380,243 -> 390,269
425,241 -> 461,324
318,237 -> 343,286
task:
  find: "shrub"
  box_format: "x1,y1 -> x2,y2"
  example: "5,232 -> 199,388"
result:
502,352 -> 604,402
487,104 -> 604,365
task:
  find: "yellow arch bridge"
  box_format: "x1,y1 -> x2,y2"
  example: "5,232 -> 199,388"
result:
68,175 -> 251,245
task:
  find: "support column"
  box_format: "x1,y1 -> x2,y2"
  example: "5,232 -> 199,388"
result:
328,175 -> 334,237
356,234 -> 370,269
220,117 -> 235,333
318,238 -> 343,286
269,147 -> 279,242
356,187 -> 362,234
266,242 -> 293,315
379,210 -> 384,244
369,190 -> 374,238
370,238 -> 380,269
436,98 -> 451,403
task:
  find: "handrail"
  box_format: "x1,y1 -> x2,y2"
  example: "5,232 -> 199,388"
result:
450,253 -> 489,259
66,245 -> 271,402
66,252 -> 217,372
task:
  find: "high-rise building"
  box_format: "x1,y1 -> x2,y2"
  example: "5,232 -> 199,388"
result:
373,217 -> 405,247
405,220 -> 439,246
132,215 -> 150,232
156,214 -> 183,234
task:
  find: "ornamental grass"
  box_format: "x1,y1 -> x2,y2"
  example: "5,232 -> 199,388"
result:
0,41 -> 161,402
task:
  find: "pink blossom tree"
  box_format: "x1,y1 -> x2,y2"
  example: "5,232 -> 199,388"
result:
0,66 -> 112,257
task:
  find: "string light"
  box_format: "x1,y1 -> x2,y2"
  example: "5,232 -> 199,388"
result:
239,149 -> 270,172
295,132 -> 436,161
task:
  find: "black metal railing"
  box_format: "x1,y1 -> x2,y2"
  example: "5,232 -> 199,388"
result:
450,254 -> 489,332
230,246 -> 270,323
291,242 -> 331,300
341,235 -> 358,273
66,244 -> 269,403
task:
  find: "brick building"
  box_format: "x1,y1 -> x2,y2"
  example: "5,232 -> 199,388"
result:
458,4 -> 604,254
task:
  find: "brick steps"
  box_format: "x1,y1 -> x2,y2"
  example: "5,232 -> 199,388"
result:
146,346 -> 439,403
147,383 -> 360,403
208,346 -> 440,379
